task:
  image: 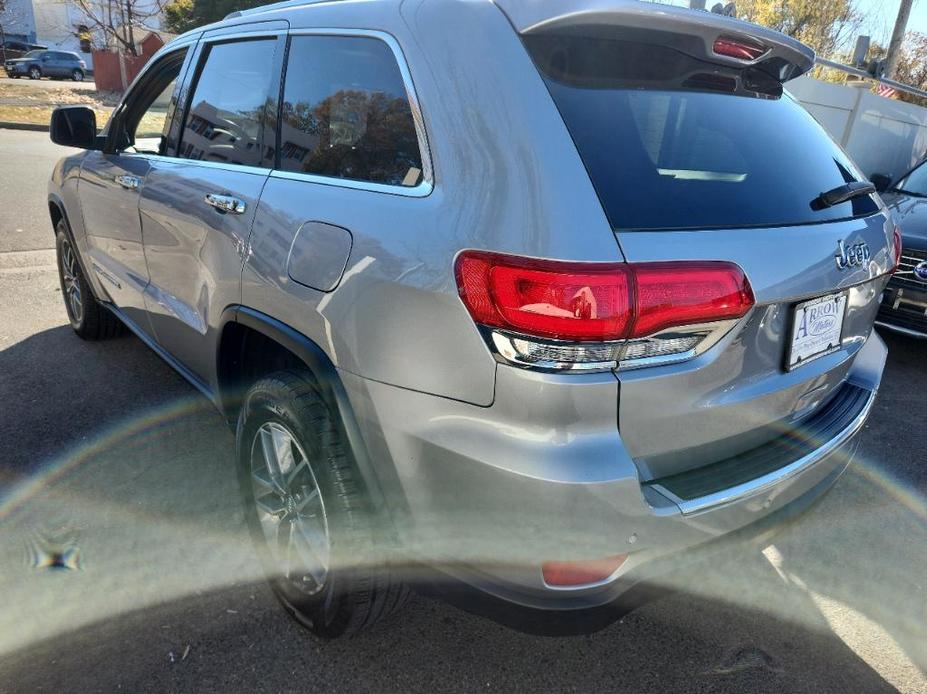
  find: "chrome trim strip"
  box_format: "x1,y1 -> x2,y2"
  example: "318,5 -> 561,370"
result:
875,321 -> 927,339
273,28 -> 434,198
652,384 -> 877,516
120,152 -> 272,177
271,170 -> 432,197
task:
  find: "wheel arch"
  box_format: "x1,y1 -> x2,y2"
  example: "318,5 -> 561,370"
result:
216,306 -> 398,519
48,195 -> 101,301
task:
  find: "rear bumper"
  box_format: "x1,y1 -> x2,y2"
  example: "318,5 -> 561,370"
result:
341,330 -> 886,617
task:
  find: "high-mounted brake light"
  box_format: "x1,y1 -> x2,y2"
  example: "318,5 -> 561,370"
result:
455,251 -> 755,371
713,36 -> 768,61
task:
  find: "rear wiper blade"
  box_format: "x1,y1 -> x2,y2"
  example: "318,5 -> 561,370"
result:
811,181 -> 876,210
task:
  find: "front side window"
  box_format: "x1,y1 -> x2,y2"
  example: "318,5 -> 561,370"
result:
279,35 -> 424,187
179,39 -> 277,167
120,49 -> 187,155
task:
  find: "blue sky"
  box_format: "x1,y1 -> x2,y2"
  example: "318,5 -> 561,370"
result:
857,0 -> 927,44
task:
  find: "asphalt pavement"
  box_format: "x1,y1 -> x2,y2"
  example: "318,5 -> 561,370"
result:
0,127 -> 925,693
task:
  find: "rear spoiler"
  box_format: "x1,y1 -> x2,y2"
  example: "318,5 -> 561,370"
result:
494,0 -> 815,82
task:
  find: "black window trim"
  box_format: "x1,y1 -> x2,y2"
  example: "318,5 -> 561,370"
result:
272,28 -> 434,198
105,44 -> 193,156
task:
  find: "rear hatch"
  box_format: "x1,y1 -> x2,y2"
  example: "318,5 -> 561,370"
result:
511,2 -> 894,479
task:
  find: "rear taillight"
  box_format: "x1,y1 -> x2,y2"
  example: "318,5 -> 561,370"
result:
454,252 -> 631,341
891,226 -> 903,273
713,36 -> 769,61
455,251 -> 754,371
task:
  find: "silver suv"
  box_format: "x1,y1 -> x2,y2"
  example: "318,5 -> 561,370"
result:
47,0 -> 895,637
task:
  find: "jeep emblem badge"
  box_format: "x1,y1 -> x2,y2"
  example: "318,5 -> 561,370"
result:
835,239 -> 871,270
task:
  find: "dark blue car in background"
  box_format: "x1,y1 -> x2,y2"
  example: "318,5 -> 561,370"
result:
875,162 -> 927,337
4,50 -> 87,81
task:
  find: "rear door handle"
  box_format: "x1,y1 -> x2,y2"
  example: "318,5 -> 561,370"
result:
204,193 -> 246,215
115,174 -> 140,190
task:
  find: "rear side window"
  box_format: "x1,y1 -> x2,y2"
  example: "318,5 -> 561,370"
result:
179,39 -> 277,167
526,34 -> 878,231
278,35 -> 423,187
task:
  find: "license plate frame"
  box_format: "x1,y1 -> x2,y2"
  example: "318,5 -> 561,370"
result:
786,292 -> 848,371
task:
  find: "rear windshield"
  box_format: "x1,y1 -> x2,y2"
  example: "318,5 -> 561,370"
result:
526,34 -> 879,231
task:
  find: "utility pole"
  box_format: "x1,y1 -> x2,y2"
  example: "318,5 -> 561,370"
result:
125,0 -> 134,55
886,0 -> 915,79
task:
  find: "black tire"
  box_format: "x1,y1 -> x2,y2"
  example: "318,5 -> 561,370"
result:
236,371 -> 408,638
55,222 -> 124,340
28,66 -> 40,80
71,69 -> 83,82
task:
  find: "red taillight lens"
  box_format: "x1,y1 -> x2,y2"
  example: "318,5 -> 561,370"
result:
713,36 -> 768,61
455,251 -> 754,342
455,252 -> 632,341
632,262 -> 756,338
542,554 -> 629,587
891,226 -> 903,273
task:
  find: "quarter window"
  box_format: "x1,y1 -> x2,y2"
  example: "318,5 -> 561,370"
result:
279,35 -> 424,187
179,39 -> 277,166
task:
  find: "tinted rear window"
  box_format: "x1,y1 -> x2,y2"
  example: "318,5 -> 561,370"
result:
526,34 -> 878,231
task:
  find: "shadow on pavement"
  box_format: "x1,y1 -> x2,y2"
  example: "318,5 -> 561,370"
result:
0,327 -> 925,692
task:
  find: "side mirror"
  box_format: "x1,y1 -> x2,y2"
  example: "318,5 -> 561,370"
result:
50,106 -> 101,150
869,173 -> 892,193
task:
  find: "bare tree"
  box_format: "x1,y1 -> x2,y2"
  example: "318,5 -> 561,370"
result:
70,0 -> 166,55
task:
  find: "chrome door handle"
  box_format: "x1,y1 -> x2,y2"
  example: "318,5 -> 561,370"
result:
204,193 -> 246,215
115,174 -> 140,190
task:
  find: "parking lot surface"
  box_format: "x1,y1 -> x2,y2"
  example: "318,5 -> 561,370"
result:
0,128 -> 925,693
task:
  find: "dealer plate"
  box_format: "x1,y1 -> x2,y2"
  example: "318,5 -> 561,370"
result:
787,292 -> 847,371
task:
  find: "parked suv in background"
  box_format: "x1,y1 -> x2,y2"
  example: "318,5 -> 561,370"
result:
872,161 -> 927,337
6,49 -> 86,81
47,0 -> 895,637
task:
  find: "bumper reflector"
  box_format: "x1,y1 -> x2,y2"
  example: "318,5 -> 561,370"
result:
541,554 -> 629,587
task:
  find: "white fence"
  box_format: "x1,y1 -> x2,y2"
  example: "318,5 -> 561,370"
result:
789,75 -> 927,181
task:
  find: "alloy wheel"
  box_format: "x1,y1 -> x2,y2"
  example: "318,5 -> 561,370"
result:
250,422 -> 331,596
59,239 -> 83,324
29,67 -> 40,79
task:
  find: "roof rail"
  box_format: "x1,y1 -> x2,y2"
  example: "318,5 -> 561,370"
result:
223,0 -> 347,20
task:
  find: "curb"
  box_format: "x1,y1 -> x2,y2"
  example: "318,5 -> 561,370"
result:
0,120 -> 48,132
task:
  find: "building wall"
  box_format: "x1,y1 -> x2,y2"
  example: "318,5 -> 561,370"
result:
789,74 -> 927,180
0,0 -> 38,42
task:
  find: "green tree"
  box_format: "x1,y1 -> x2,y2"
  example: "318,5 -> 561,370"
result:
164,0 -> 267,33
737,0 -> 865,58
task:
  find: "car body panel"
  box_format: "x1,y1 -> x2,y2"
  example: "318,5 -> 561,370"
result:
616,215 -> 892,476
139,158 -> 266,385
76,151 -> 155,328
